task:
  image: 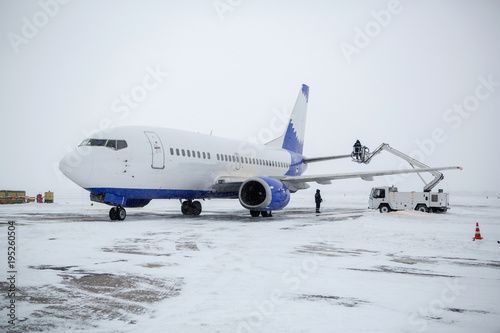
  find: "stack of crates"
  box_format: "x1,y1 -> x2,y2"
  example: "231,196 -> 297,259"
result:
0,190 -> 27,204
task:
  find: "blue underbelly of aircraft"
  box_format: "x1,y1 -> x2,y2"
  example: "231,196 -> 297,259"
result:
87,187 -> 239,203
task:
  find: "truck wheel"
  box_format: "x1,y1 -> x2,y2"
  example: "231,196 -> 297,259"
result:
379,205 -> 390,213
416,205 -> 428,213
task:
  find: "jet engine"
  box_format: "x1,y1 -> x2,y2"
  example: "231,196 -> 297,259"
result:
238,177 -> 291,211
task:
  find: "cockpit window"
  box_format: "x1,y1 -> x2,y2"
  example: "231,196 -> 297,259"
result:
106,140 -> 116,149
117,140 -> 128,150
79,139 -> 128,150
91,139 -> 106,146
79,139 -> 90,146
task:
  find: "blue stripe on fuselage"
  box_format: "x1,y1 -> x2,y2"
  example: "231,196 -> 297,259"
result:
87,187 -> 239,200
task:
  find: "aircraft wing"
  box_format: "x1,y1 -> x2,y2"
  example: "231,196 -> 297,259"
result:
280,166 -> 462,192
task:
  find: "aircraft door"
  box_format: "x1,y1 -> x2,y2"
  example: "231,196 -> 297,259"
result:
144,131 -> 165,169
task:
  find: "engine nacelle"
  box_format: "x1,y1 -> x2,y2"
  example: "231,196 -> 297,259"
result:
238,177 -> 291,211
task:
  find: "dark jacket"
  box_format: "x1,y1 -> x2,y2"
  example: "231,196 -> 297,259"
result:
315,191 -> 322,204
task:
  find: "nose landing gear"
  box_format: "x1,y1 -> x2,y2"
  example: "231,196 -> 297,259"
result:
109,206 -> 126,221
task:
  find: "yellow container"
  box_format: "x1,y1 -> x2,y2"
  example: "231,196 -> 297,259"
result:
44,191 -> 54,203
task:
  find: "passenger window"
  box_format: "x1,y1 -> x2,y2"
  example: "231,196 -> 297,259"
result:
176,149 -> 180,156
170,148 -> 174,155
182,149 -> 185,156
197,151 -> 201,158
207,152 -> 211,159
203,152 -> 206,159
187,150 -> 191,157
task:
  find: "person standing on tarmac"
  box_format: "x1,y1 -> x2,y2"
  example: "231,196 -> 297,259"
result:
315,189 -> 323,213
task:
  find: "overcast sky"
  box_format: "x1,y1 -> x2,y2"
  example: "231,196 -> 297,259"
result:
1,0 -> 499,195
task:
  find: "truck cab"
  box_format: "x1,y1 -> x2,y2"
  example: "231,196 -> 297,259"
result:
369,186 -> 449,213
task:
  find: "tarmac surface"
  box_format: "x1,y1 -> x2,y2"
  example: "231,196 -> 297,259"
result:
1,192 -> 499,332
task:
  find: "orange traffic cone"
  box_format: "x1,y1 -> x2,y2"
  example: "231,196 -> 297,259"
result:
472,222 -> 483,241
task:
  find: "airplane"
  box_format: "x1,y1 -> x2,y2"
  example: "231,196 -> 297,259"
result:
59,84 -> 461,220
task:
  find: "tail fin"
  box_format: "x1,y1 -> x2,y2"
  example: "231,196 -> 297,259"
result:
266,84 -> 309,155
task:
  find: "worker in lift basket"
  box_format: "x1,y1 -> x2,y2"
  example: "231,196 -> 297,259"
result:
353,139 -> 362,161
315,189 -> 323,213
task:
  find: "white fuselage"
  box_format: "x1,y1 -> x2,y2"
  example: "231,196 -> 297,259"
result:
60,126 -> 305,200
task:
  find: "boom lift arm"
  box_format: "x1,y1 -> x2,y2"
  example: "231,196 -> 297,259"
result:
351,142 -> 449,192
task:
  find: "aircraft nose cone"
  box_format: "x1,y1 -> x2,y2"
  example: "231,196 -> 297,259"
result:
59,147 -> 93,188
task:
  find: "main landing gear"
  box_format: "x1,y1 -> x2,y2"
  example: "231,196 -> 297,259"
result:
109,206 -> 126,221
250,210 -> 273,217
181,199 -> 202,216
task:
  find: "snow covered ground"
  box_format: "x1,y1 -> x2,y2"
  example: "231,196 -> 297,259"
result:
1,189 -> 499,333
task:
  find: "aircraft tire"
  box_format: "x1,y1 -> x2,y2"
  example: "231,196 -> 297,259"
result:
181,201 -> 193,215
117,207 -> 126,220
192,201 -> 202,215
109,207 -> 118,220
250,210 -> 260,217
